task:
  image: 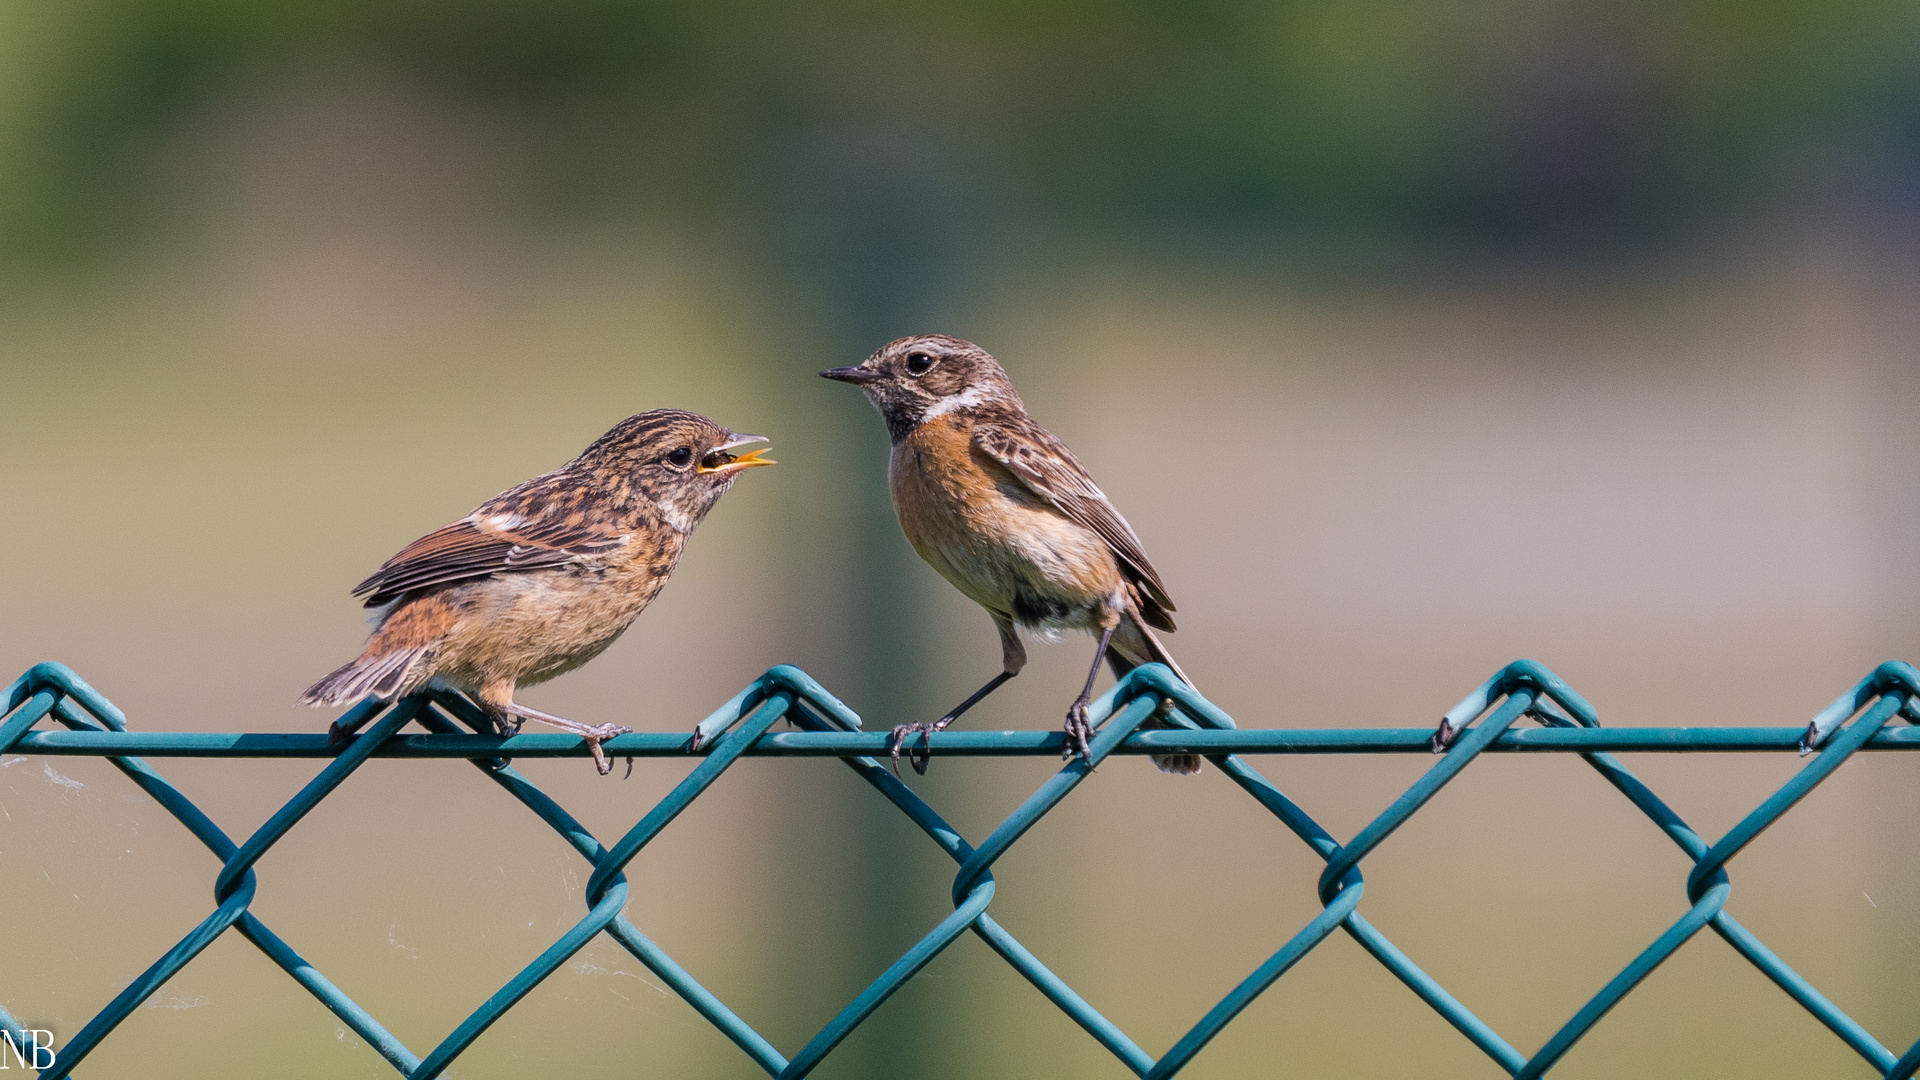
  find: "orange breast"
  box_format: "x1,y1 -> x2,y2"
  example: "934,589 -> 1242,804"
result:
888,417 -> 1123,626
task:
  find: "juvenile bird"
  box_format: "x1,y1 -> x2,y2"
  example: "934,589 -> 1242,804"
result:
822,334 -> 1200,776
301,409 -> 773,773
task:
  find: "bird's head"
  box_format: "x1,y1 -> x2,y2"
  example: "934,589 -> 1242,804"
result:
580,409 -> 773,528
820,334 -> 1020,442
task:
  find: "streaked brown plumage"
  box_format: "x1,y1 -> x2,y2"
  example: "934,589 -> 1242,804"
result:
822,334 -> 1200,775
301,409 -> 773,773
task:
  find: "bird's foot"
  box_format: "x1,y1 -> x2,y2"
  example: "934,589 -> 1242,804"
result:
1062,698 -> 1095,762
578,723 -> 631,775
485,709 -> 524,739
1429,718 -> 1456,754
888,717 -> 956,778
504,704 -> 630,775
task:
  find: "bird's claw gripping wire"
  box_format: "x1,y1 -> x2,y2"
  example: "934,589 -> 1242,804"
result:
503,703 -> 629,775
576,723 -> 630,775
888,718 -> 955,777
1063,698 -> 1096,762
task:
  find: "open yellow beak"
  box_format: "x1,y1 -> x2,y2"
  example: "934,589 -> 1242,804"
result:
699,444 -> 776,474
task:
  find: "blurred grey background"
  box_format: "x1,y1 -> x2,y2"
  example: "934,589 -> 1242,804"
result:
4,2 -> 1920,1077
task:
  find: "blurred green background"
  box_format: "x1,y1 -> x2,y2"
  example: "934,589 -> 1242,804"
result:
5,1 -> 1920,1077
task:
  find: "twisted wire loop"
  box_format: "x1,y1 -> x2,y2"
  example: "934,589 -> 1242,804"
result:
3,660 -> 1919,1077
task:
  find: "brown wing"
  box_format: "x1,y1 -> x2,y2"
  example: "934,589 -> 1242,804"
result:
352,472 -> 635,607
972,418 -> 1177,627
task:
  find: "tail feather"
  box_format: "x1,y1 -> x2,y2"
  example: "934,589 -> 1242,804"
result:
299,648 -> 427,707
1108,613 -> 1202,775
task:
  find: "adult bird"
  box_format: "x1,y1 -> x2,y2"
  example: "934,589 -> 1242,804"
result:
822,334 -> 1199,776
301,409 -> 773,773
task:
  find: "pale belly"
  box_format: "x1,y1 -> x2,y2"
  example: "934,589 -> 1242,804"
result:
432,562 -> 665,690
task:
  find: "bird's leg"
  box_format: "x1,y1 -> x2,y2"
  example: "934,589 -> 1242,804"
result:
891,671 -> 1014,777
1063,624 -> 1118,761
448,695 -> 517,771
505,702 -> 632,776
471,682 -> 526,739
890,614 -> 1027,778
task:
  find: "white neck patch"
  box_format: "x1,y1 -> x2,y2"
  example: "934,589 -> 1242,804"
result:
919,385 -> 992,423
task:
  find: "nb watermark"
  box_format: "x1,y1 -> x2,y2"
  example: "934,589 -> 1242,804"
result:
0,1029 -> 55,1070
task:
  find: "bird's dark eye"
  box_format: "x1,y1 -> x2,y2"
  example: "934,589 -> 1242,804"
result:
904,351 -> 935,376
665,446 -> 694,468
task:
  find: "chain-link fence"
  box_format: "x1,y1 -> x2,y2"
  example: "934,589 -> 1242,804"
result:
4,658 -> 1918,1078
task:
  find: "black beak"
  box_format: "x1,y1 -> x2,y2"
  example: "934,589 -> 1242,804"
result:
820,366 -> 881,384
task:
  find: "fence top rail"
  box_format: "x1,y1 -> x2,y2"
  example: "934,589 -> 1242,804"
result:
7,724 -> 1920,758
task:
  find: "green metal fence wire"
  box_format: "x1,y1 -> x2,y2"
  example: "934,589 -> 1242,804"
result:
4,657 -> 1920,1078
